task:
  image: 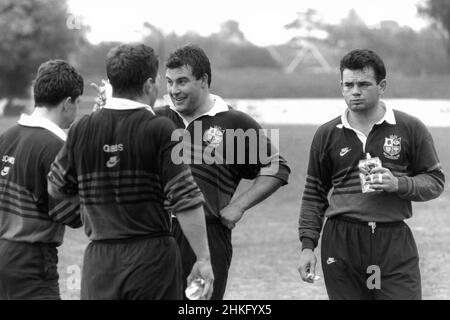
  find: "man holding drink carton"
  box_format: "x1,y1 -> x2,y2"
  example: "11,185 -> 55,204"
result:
297,49 -> 445,299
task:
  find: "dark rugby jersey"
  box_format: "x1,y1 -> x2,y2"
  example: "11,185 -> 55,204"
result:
155,94 -> 290,219
0,115 -> 80,245
48,98 -> 204,240
299,105 -> 445,249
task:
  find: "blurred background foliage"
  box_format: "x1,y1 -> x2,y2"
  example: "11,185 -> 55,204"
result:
1,0 -> 450,107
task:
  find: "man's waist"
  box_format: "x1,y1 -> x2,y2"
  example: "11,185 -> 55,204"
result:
91,231 -> 172,243
329,214 -> 405,227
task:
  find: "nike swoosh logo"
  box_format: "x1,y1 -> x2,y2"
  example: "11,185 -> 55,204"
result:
106,158 -> 120,168
340,148 -> 351,157
327,258 -> 337,265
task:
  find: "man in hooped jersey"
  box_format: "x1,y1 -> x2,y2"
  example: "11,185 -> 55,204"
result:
0,60 -> 83,299
92,44 -> 290,299
157,45 -> 291,299
298,49 -> 445,299
48,44 -> 214,300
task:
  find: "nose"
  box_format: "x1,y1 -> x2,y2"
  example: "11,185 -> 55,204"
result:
170,83 -> 181,96
351,85 -> 362,96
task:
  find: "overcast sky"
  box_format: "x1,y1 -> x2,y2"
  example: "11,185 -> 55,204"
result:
68,0 -> 429,46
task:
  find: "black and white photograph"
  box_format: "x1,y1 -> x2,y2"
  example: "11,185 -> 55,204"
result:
0,0 -> 449,304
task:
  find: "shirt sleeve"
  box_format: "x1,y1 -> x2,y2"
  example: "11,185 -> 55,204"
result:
42,138 -> 81,228
298,130 -> 332,250
154,117 -> 205,214
232,112 -> 291,184
397,123 -> 445,201
47,121 -> 80,198
48,197 -> 82,228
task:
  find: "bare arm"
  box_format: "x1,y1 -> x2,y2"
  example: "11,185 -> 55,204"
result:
176,205 -> 214,300
219,175 -> 285,229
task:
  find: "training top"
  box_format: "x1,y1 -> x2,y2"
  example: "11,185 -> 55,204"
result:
0,114 -> 81,245
48,98 -> 205,241
299,104 -> 445,250
155,94 -> 291,220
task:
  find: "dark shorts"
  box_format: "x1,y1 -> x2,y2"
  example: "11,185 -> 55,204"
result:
321,215 -> 421,300
81,234 -> 182,300
172,217 -> 233,300
0,239 -> 60,300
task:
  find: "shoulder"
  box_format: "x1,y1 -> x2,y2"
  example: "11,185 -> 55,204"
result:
393,109 -> 431,135
315,115 -> 342,136
154,105 -> 173,117
219,108 -> 262,129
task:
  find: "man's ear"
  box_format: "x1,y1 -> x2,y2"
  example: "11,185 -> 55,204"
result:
378,79 -> 387,95
62,97 -> 72,111
201,74 -> 209,88
143,78 -> 154,95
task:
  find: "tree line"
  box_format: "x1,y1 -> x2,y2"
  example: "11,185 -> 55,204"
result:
1,0 -> 449,101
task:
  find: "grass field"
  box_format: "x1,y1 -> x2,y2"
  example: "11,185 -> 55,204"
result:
1,108 -> 450,300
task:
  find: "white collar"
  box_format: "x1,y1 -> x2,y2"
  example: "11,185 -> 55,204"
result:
18,113 -> 67,141
163,94 -> 229,126
337,101 -> 396,130
103,97 -> 155,114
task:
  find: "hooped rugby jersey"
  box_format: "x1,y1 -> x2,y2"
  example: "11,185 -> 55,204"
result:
299,104 -> 445,249
155,94 -> 291,220
48,98 -> 204,240
0,114 -> 81,245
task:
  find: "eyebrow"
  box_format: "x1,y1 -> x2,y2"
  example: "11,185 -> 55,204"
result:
343,81 -> 372,85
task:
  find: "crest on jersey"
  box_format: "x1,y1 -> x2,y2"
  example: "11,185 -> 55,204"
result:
203,126 -> 224,148
383,135 -> 401,160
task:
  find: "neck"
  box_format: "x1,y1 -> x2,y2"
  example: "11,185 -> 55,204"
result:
32,106 -> 61,127
182,92 -> 214,123
347,101 -> 386,135
112,94 -> 151,107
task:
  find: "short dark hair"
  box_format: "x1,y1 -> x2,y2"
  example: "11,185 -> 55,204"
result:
166,44 -> 212,87
340,49 -> 386,84
106,44 -> 159,97
33,60 -> 84,107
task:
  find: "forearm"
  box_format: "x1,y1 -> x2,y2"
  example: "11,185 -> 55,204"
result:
47,178 -> 79,203
176,206 -> 211,261
299,208 -> 325,250
397,171 -> 445,201
230,175 -> 285,211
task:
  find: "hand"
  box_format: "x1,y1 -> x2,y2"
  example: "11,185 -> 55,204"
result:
90,79 -> 111,111
366,166 -> 399,193
219,204 -> 245,230
298,248 -> 317,283
187,259 -> 214,300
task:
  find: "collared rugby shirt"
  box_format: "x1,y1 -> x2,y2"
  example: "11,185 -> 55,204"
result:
299,106 -> 445,249
48,98 -> 204,241
155,94 -> 290,220
0,115 -> 81,245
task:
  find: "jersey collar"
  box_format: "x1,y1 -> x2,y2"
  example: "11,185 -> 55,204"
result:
337,101 -> 396,130
103,97 -> 155,114
18,113 -> 67,141
163,94 -> 229,127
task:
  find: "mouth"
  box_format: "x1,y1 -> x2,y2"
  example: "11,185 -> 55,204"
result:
351,100 -> 364,105
171,96 -> 187,103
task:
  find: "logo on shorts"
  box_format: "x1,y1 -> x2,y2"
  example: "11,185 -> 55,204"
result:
383,135 -> 401,160
203,126 -> 224,148
326,257 -> 337,265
